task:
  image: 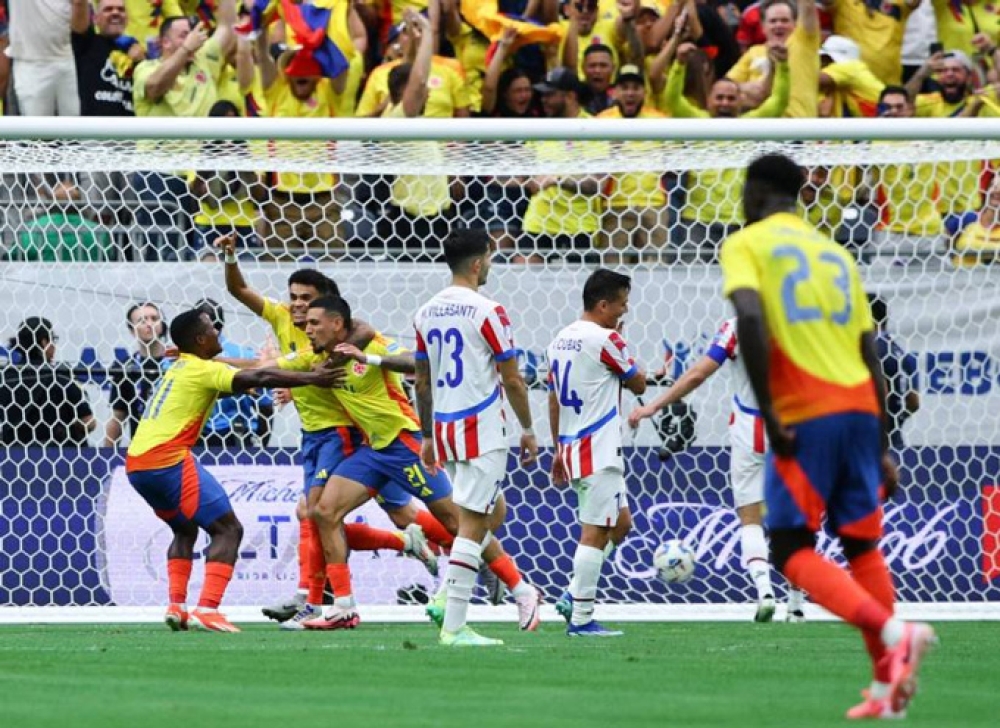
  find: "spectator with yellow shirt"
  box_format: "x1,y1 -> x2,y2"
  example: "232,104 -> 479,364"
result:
817,35 -> 885,117
519,67 -> 606,265
597,64 -> 668,264
932,0 -> 1000,62
866,85 -> 946,261
374,10 -> 455,261
953,174 -> 1000,266
668,42 -> 790,254
824,0 -> 919,85
559,0 -> 631,73
257,35 -> 344,260
727,0 -> 819,117
130,0 -> 237,261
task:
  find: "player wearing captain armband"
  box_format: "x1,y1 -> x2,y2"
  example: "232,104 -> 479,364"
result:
548,270 -> 646,637
125,309 -> 344,633
720,153 -> 937,720
629,318 -> 808,623
413,228 -> 542,647
214,236 -> 439,630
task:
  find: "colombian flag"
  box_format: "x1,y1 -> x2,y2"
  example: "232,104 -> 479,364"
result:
249,0 -> 354,78
461,0 -> 563,46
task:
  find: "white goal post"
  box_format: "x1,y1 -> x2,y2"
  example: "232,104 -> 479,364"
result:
1,118 -> 998,623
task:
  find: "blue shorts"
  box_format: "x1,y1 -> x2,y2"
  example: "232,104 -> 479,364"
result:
301,426 -> 366,495
334,433 -> 452,505
128,454 -> 232,529
765,412 -> 883,540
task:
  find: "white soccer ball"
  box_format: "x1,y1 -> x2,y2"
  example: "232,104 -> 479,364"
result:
653,539 -> 697,584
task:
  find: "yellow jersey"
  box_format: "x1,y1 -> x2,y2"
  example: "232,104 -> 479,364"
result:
126,354 -> 236,471
186,170 -> 257,228
597,105 -> 667,208
133,37 -> 224,118
559,18 -> 620,72
785,24 -> 821,118
383,105 -> 451,216
265,74 -> 339,193
953,220 -> 1000,266
278,334 -> 419,449
356,56 -> 471,118
125,0 -> 182,51
933,0 -> 1000,59
829,0 -> 912,85
821,60 -> 884,118
720,212 -> 878,425
873,154 -> 943,235
261,297 -> 353,430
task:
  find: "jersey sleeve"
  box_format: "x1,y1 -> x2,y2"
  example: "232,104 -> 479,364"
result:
720,231 -> 761,296
261,297 -> 285,328
199,359 -> 238,394
706,319 -> 738,365
600,331 -> 638,381
481,305 -> 517,362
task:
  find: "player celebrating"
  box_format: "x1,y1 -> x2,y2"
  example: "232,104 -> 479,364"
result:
215,236 -> 437,628
628,318 -> 807,623
548,269 -> 646,637
413,228 -> 540,646
126,309 -> 343,633
720,153 -> 936,719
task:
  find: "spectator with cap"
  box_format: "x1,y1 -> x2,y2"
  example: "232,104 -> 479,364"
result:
824,0 -> 919,86
6,0 -> 78,115
104,302 -> 168,447
71,0 -> 141,117
194,296 -> 275,449
0,317 -> 95,447
519,66 -> 606,265
817,34 -> 885,117
727,0 -> 819,116
669,42 -> 790,253
865,85 -> 946,261
597,63 -> 669,264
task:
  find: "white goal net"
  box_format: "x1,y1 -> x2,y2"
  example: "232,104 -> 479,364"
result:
1,118 -> 998,621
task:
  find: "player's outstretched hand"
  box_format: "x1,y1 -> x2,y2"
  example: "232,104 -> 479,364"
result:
333,342 -> 365,362
627,404 -> 655,429
881,453 -> 899,499
214,233 -> 236,258
551,455 -> 568,486
311,360 -> 346,389
520,432 -> 538,468
420,438 -> 438,474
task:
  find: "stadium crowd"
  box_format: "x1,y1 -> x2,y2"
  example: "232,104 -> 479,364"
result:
0,0 -> 999,266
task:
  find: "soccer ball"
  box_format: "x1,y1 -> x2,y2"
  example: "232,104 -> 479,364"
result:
653,539 -> 697,584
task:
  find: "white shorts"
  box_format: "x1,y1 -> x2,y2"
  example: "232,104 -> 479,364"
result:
573,468 -> 627,527
729,409 -> 765,508
444,449 -> 507,515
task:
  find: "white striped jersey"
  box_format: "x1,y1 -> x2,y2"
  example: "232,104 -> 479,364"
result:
547,320 -> 638,479
414,285 -> 516,462
704,317 -> 759,417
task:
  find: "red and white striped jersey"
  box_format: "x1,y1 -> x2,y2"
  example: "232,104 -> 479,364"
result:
414,285 -> 517,462
547,320 -> 638,479
705,317 -> 759,417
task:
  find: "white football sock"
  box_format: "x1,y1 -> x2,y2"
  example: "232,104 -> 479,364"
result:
880,618 -> 905,648
786,587 -> 806,612
569,544 -> 604,626
442,537 -> 482,634
741,524 -> 773,596
869,681 -> 890,700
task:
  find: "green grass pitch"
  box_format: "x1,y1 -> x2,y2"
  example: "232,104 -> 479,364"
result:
1,621 -> 996,727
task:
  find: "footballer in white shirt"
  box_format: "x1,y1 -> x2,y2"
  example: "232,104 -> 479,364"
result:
547,269 -> 646,637
414,228 -> 540,647
628,318 -> 806,622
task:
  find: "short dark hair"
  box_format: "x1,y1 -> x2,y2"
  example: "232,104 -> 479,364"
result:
308,295 -> 352,324
126,301 -> 163,327
160,15 -> 189,39
193,297 -> 225,332
868,293 -> 888,327
388,64 -> 412,105
879,85 -> 911,104
170,309 -> 212,352
583,269 -> 631,311
760,0 -> 797,21
10,317 -> 54,363
209,100 -> 241,118
746,153 -> 804,201
583,44 -> 614,61
288,269 -> 340,297
443,227 -> 490,273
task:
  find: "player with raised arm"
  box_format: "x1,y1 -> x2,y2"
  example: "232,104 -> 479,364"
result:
628,319 -> 807,623
214,236 -> 438,628
126,309 -> 343,633
413,228 -> 541,647
548,269 -> 646,637
720,154 -> 936,719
